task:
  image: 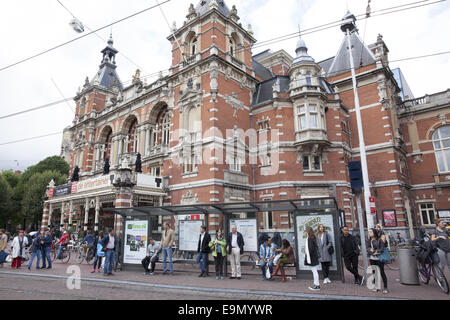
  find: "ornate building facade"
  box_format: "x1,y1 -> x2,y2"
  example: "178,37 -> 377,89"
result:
42,0 -> 449,239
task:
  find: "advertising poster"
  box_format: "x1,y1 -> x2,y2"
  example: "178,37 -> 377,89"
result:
179,220 -> 204,251
229,219 -> 258,252
295,214 -> 337,271
124,220 -> 148,264
383,210 -> 397,227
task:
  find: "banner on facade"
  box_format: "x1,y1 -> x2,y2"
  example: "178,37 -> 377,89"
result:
229,218 -> 258,252
437,210 -> 450,219
53,184 -> 72,197
295,214 -> 337,271
75,174 -> 115,193
178,220 -> 204,251
123,220 -> 148,264
382,210 -> 397,227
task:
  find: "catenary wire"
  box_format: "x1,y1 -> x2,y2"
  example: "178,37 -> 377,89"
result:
1,1 -> 448,122
0,0 -> 171,73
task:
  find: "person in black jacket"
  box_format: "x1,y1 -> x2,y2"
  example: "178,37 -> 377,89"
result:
226,225 -> 244,279
40,229 -> 52,269
305,227 -> 321,291
100,229 -> 118,276
340,227 -> 364,285
197,225 -> 211,277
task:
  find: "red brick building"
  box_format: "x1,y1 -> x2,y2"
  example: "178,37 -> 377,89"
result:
42,1 -> 449,240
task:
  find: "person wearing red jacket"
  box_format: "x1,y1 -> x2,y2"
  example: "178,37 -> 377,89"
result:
54,230 -> 69,261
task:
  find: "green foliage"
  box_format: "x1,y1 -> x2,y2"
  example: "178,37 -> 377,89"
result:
0,175 -> 13,227
22,170 -> 67,228
21,156 -> 69,183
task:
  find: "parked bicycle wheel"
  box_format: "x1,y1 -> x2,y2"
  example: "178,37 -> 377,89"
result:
74,248 -> 84,264
85,246 -> 95,263
417,261 -> 429,284
432,264 -> 449,294
61,248 -> 71,263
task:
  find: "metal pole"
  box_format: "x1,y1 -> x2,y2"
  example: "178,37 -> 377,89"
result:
356,191 -> 369,274
345,28 -> 374,230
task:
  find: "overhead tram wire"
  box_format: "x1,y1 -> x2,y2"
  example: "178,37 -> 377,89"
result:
0,0 -> 171,73
0,98 -> 75,120
0,132 -> 63,146
56,0 -> 144,72
1,0 -> 448,122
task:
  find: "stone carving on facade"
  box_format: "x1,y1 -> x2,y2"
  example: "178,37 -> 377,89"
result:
83,77 -> 90,90
229,5 -> 240,22
181,189 -> 198,204
438,114 -> 447,125
225,93 -> 244,118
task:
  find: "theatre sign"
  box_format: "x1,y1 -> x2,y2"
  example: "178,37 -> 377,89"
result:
72,174 -> 115,193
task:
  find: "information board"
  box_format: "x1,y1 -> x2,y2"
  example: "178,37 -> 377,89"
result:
178,220 -> 204,251
229,218 -> 258,252
123,220 -> 148,264
295,214 -> 337,271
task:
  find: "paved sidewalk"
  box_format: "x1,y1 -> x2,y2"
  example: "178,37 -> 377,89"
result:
1,257 -> 449,300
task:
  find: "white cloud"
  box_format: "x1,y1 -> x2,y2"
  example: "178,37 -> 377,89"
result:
0,0 -> 449,171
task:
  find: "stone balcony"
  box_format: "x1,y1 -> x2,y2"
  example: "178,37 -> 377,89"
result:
398,89 -> 450,116
294,128 -> 329,147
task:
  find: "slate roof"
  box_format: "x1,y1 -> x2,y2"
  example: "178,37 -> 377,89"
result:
196,0 -> 230,16
252,58 -> 273,81
251,76 -> 290,107
325,31 -> 376,77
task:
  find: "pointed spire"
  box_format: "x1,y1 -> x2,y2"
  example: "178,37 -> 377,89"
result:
292,29 -> 314,65
341,10 -> 357,33
107,32 -> 114,46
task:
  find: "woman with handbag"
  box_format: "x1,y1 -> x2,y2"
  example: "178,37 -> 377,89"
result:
305,227 -> 321,291
368,228 -> 389,294
317,224 -> 333,284
209,229 -> 227,280
272,239 -> 295,282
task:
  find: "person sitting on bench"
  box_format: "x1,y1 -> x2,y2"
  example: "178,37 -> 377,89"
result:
142,238 -> 161,275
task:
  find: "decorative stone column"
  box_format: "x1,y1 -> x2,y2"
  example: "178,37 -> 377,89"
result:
112,136 -> 119,166
113,167 -> 135,237
84,198 -> 89,231
42,203 -> 50,228
60,202 -> 65,231
68,201 -> 73,226
48,203 -> 53,228
94,197 -> 100,232
144,126 -> 150,156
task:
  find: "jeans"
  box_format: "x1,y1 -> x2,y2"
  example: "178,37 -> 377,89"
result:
311,265 -> 320,286
197,252 -> 208,273
56,244 -> 67,260
104,250 -> 115,274
343,254 -> 361,282
260,259 -> 274,278
28,251 -> 41,269
214,253 -> 224,276
41,247 -> 52,268
370,259 -> 388,289
162,247 -> 173,273
321,261 -> 331,279
142,256 -> 159,273
93,255 -> 103,270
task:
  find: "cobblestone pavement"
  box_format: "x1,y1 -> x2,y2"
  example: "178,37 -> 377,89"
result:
0,255 -> 449,300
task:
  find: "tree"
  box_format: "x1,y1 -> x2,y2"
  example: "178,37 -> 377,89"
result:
21,156 -> 69,183
21,170 -> 67,230
0,175 -> 13,229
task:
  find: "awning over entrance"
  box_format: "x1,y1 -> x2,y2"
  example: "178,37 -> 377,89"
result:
111,197 -> 338,217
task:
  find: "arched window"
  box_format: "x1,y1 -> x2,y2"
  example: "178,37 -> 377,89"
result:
104,129 -> 112,160
230,39 -> 235,57
191,37 -> 197,56
128,118 -> 138,153
162,113 -> 170,146
433,126 -> 450,173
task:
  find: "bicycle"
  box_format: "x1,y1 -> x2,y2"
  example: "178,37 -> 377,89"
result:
52,244 -> 71,263
241,252 -> 258,269
74,242 -> 95,264
415,235 -> 449,294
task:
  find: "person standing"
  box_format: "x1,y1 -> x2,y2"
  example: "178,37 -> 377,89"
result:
368,228 -> 388,294
209,229 -> 227,280
141,238 -> 160,275
197,225 -> 211,277
431,219 -> 449,273
226,225 -> 244,280
161,222 -> 174,275
272,239 -> 295,282
92,231 -> 105,273
0,229 -> 9,268
101,229 -> 118,276
27,233 -> 42,270
40,229 -> 53,269
305,227 -> 321,291
11,230 -> 28,269
317,224 -> 333,284
259,236 -> 275,281
340,227 -> 364,285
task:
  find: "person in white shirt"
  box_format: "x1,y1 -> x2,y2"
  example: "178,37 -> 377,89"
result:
142,238 -> 161,275
226,225 -> 244,279
101,229 -> 117,276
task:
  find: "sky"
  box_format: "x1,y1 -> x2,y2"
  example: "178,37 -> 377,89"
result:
0,0 -> 449,172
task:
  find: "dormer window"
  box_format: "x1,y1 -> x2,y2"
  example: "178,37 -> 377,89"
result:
305,73 -> 312,85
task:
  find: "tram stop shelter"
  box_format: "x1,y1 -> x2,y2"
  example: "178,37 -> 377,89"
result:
111,197 -> 345,282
